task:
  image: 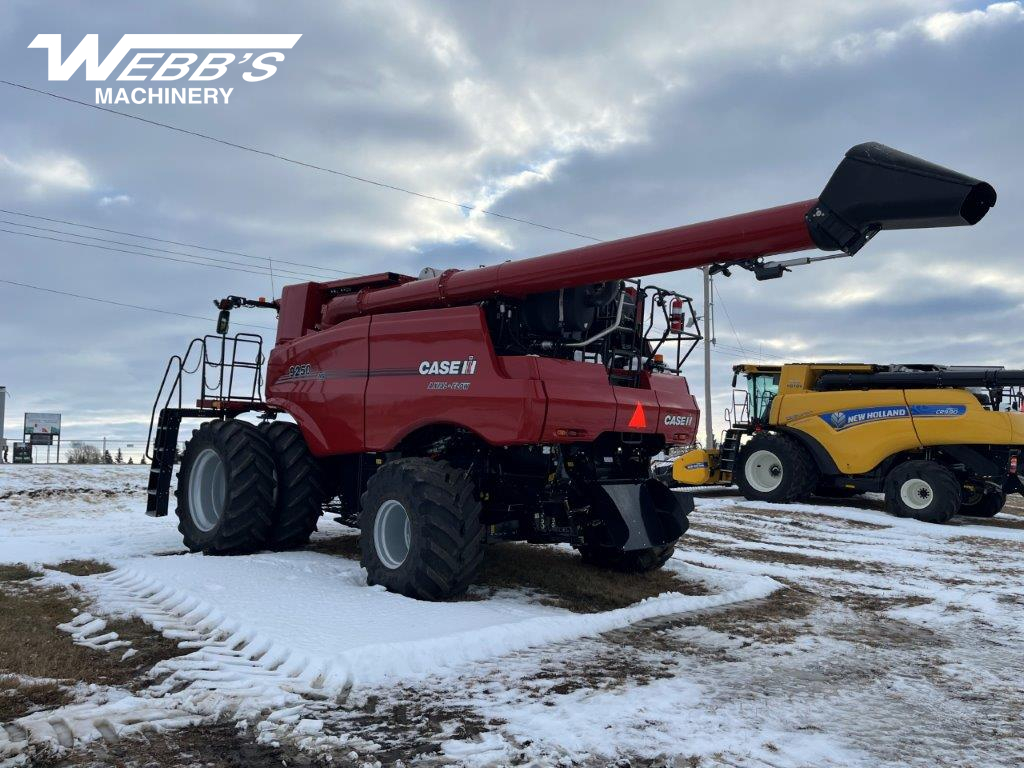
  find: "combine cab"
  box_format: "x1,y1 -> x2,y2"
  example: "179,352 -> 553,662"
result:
147,142 -> 995,598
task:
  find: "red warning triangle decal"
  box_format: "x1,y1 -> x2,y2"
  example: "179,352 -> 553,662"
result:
628,402 -> 647,429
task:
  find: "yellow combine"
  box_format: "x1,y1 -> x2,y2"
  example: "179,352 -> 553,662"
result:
674,363 -> 1024,522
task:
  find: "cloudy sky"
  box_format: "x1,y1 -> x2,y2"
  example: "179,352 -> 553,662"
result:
1,0 -> 1022,454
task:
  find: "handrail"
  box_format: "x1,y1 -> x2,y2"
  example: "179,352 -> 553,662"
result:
145,333 -> 265,461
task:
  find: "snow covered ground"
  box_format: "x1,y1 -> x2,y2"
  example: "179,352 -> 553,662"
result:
1,465 -> 1023,766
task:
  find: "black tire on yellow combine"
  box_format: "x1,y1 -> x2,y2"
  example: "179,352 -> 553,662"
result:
959,488 -> 1006,518
735,432 -> 818,503
884,460 -> 961,523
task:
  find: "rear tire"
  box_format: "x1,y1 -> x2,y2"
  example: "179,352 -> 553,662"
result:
359,458 -> 485,600
959,488 -> 1006,518
578,540 -> 677,573
735,433 -> 818,503
884,460 -> 961,523
175,420 -> 275,554
259,421 -> 327,550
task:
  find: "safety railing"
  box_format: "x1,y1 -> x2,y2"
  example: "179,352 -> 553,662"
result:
145,333 -> 265,461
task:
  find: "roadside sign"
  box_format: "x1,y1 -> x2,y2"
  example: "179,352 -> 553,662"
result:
24,413 -> 61,435
30,433 -> 53,446
12,443 -> 31,463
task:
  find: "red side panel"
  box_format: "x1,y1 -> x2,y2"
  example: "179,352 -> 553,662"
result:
276,282 -> 323,345
534,359 -> 617,442
611,377 -> 661,435
267,304 -> 700,456
266,317 -> 370,455
363,306 -> 546,450
650,372 -> 700,445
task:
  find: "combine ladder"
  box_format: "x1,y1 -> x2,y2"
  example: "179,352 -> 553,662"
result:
717,426 -> 748,484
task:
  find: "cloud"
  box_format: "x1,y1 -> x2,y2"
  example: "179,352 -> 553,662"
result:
828,1 -> 1024,62
98,193 -> 132,207
0,152 -> 94,195
920,1 -> 1024,42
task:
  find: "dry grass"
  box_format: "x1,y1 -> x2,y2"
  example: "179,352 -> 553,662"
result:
958,514 -> 1024,531
689,537 -> 885,574
45,559 -> 115,577
0,564 -> 43,582
308,533 -> 361,560
30,722 -> 310,768
0,676 -> 72,722
476,542 -> 706,613
310,533 -> 706,613
629,583 -> 818,648
0,579 -> 190,722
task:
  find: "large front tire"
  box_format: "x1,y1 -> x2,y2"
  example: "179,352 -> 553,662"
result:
175,420 -> 275,554
359,458 -> 485,600
259,421 -> 326,550
735,433 -> 818,503
884,460 -> 961,523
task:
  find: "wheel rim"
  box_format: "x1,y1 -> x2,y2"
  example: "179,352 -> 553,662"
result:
745,449 -> 783,493
188,448 -> 226,532
900,478 -> 934,510
374,499 -> 411,569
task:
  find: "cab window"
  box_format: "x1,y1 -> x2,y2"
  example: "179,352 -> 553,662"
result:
747,373 -> 779,422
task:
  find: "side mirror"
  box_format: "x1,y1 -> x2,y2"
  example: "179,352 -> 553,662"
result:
216,309 -> 230,335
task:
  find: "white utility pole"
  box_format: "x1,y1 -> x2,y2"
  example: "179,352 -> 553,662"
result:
702,267 -> 714,448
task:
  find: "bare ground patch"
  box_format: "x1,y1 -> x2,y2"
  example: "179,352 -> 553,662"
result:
827,590 -> 932,614
0,579 -> 190,721
637,582 -> 818,647
45,559 -> 115,577
308,694 -> 496,766
684,535 -> 885,574
955,515 -> 1024,531
514,583 -> 818,697
0,676 -> 72,723
29,721 -> 312,768
0,564 -> 43,582
709,501 -> 891,530
0,486 -> 137,501
310,533 -> 707,613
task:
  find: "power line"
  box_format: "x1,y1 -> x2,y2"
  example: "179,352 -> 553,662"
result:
712,282 -> 749,359
0,218 -> 327,282
0,277 -> 274,330
0,207 -> 354,277
0,80 -> 603,243
0,226 -> 295,279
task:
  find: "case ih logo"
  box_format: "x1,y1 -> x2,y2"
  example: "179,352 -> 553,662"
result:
664,414 -> 693,427
418,357 -> 478,376
28,34 -> 301,105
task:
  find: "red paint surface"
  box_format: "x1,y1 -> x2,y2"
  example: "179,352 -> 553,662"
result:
322,199 -> 818,324
266,306 -> 699,456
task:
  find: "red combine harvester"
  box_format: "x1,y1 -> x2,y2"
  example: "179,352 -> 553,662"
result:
146,143 -> 994,599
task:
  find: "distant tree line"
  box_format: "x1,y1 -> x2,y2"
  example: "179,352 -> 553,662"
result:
65,443 -> 151,465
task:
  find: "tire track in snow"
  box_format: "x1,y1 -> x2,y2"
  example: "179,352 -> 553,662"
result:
1,559 -> 781,761
0,567 -> 344,760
